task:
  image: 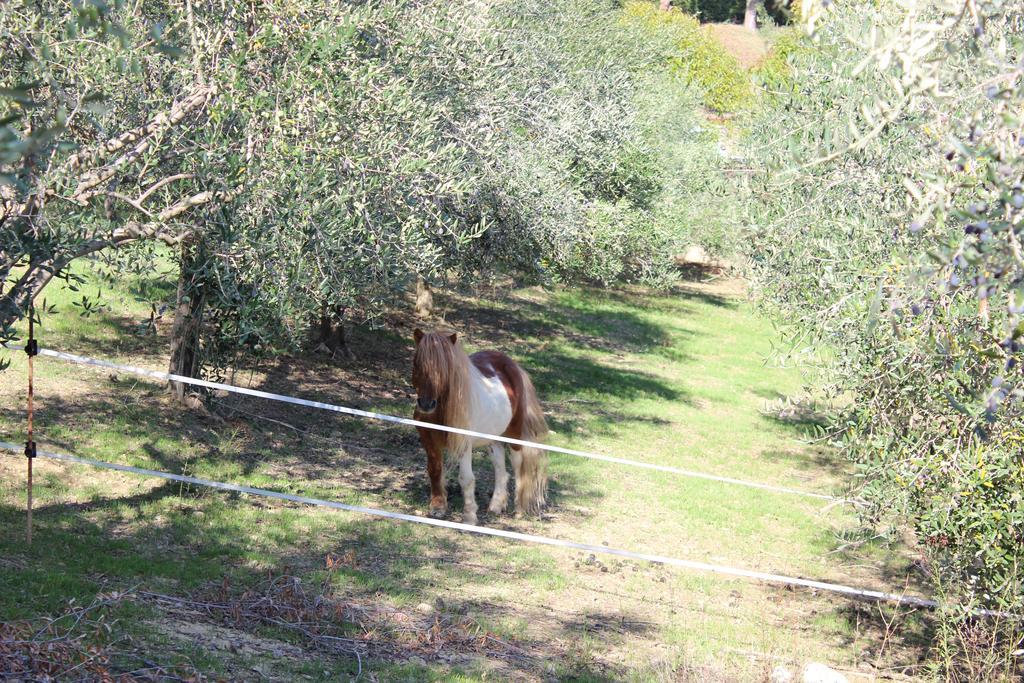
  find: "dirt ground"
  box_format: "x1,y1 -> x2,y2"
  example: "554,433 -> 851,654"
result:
707,23 -> 769,69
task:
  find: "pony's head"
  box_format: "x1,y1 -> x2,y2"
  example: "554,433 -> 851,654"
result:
411,329 -> 462,415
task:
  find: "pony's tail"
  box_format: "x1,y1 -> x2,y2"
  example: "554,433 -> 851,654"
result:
516,445 -> 547,515
515,368 -> 549,515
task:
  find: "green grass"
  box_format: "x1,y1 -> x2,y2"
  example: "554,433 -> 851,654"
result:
0,262 -> 931,680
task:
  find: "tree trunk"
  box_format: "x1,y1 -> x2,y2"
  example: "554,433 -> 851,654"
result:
414,275 -> 433,319
311,305 -> 354,359
744,0 -> 760,30
168,241 -> 206,402
0,264 -> 56,342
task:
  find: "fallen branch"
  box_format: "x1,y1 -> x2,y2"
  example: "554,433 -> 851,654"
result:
0,589 -> 203,681
210,398 -> 310,435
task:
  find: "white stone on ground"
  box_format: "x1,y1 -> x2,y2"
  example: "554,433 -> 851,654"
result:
801,662 -> 849,683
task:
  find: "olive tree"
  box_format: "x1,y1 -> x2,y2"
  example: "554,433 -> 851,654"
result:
4,0 -> 731,383
197,0 -> 716,366
0,1 -> 237,360
745,0 -> 1023,668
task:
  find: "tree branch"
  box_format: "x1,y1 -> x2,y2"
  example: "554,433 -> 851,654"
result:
109,192 -> 154,216
137,173 -> 195,204
65,84 -> 215,179
158,188 -> 225,221
68,187 -> 238,260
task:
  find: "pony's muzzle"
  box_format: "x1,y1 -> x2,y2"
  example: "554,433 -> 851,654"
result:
417,397 -> 437,413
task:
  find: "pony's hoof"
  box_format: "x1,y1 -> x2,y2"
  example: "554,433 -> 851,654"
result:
428,507 -> 447,519
487,499 -> 508,514
463,513 -> 478,526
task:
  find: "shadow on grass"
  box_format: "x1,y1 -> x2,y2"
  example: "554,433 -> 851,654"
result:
763,409 -> 829,437
759,446 -> 849,482
832,600 -> 936,674
35,310 -> 172,359
0,352 -> 630,680
795,522 -> 940,671
30,259 -> 176,359
433,286 -> 697,365
214,289 -> 695,484
17,270 -> 703,484
606,281 -> 737,311
673,282 -> 737,309
757,396 -> 851,479
751,388 -> 786,402
0,390 -> 229,472
0,479 -> 624,680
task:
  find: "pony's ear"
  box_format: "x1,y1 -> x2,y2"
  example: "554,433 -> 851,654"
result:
448,333 -> 457,345
413,328 -> 424,344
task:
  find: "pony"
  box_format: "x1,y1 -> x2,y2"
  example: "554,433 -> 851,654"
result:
411,329 -> 548,525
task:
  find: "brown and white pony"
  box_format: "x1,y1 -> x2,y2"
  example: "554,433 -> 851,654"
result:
411,329 -> 548,525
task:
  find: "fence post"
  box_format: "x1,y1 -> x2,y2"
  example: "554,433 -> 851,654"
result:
25,303 -> 38,545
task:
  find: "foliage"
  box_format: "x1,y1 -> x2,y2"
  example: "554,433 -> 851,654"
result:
194,0 -> 737,363
0,0 -> 233,353
751,28 -> 808,94
743,0 -> 1024,664
3,0 -> 738,371
203,0 -> 492,354
470,0 -> 734,285
622,1 -> 754,113
432,0 -> 677,287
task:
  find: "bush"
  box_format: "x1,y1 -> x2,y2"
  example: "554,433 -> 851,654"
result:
172,0 -> 738,362
461,0 -> 734,286
622,1 -> 754,112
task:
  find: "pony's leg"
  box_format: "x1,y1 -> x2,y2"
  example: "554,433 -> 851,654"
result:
458,447 -> 478,525
509,447 -> 524,515
487,443 -> 509,514
418,428 -> 447,517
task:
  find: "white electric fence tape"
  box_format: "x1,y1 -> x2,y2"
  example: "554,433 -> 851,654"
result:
6,441 -> 1011,618
32,347 -> 838,501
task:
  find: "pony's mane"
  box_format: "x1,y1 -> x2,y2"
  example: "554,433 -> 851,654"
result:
415,332 -> 472,451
